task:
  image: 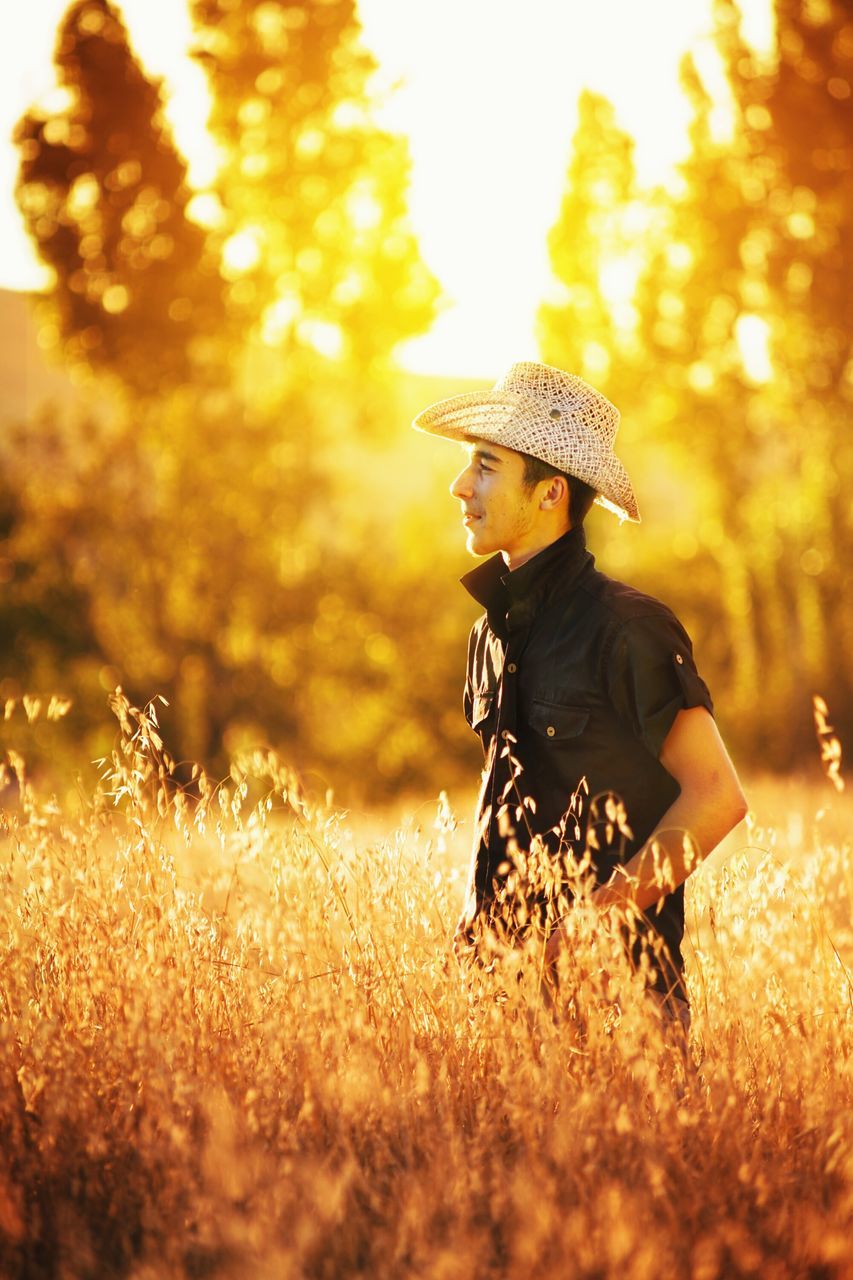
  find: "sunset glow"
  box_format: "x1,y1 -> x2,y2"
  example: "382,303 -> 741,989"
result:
1,11 -> 851,1261
3,0 -> 776,374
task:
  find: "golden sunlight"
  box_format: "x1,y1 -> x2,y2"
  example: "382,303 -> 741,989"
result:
356,0 -> 776,374
735,312 -> 774,383
2,8 -> 852,1272
2,0 -> 776,374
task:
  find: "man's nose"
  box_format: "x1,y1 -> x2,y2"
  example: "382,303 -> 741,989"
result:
450,465 -> 473,499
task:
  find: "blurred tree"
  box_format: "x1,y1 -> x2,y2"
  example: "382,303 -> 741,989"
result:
0,389 -> 477,798
539,0 -> 853,769
741,0 -> 853,738
8,0 -> 456,798
538,90 -> 651,395
15,0 -> 226,395
627,58 -> 770,733
630,0 -> 853,764
190,0 -> 440,386
0,410 -> 117,777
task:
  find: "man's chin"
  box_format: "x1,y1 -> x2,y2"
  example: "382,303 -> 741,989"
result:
466,527 -> 498,557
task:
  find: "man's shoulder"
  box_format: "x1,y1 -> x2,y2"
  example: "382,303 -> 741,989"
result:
577,566 -> 684,631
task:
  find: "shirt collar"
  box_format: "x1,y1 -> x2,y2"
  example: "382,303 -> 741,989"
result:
460,525 -> 592,632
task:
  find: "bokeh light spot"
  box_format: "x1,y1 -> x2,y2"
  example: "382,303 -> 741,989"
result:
186,192 -> 225,229
735,314 -> 773,384
222,228 -> 263,276
102,284 -> 130,314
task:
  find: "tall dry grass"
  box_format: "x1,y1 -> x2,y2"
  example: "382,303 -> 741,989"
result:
0,691 -> 851,1279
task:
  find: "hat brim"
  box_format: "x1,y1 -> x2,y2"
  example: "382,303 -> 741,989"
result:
413,390 -> 640,524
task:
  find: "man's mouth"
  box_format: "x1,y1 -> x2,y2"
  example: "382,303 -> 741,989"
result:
462,512 -> 481,525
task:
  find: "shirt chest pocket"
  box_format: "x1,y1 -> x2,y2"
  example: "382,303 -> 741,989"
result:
528,700 -> 590,741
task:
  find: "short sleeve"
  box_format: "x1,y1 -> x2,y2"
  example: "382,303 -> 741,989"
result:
605,611 -> 714,758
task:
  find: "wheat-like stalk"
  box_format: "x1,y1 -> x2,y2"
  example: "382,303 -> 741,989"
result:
0,694 -> 850,1277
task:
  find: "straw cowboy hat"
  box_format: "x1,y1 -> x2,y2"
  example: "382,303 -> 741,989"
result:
412,361 -> 640,523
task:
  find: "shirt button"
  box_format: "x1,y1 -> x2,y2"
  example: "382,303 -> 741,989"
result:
546,726 -> 556,737
675,653 -> 684,665
506,662 -> 517,674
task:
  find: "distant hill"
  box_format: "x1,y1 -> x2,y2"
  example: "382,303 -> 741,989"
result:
0,286 -> 488,433
0,288 -> 78,425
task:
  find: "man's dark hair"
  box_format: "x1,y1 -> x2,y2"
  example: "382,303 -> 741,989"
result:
520,452 -> 597,525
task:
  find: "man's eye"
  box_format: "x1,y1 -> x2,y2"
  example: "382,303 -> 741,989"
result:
478,463 -> 493,474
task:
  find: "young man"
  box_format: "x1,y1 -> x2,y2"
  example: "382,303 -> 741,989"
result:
413,361 -> 746,1015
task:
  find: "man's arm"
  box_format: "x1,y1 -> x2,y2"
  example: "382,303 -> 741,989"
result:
591,706 -> 747,913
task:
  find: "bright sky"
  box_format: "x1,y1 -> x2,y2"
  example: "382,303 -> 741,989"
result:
3,0 -> 774,376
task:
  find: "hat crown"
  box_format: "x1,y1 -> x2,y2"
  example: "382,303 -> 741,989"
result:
495,361 -> 620,444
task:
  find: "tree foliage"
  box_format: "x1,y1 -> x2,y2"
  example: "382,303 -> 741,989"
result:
539,90 -> 648,393
540,0 -> 853,767
190,0 -> 440,381
8,0 -> 460,798
15,0 -> 226,395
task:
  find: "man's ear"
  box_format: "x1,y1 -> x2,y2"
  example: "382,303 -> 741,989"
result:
538,475 -> 569,511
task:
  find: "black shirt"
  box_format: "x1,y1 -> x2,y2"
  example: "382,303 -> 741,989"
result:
459,525 -> 714,997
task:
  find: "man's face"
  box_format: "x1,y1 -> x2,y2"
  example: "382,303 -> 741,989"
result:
449,441 -> 541,561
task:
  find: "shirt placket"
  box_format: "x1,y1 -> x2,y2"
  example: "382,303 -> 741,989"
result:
484,604 -> 534,875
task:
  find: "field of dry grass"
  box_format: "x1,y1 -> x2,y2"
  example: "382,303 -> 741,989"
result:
1,694 -> 851,1279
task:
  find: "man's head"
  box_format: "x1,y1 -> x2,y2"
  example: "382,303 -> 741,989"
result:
413,361 -> 639,531
449,438 -> 596,567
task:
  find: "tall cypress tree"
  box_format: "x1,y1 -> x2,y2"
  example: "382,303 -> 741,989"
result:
736,0 -> 853,754
538,90 -> 644,395
630,0 -> 852,762
540,0 -> 853,764
15,0 -> 225,395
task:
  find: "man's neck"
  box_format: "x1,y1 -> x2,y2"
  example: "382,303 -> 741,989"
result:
503,522 -> 574,572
